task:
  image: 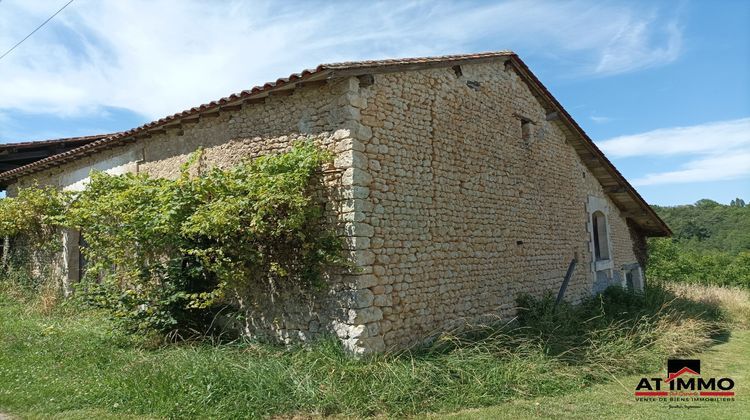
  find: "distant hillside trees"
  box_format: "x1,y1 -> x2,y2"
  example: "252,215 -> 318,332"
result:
647,198 -> 750,288
652,198 -> 750,255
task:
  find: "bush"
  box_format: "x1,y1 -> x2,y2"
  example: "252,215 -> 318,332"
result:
0,142 -> 344,334
0,282 -> 736,418
647,238 -> 750,288
0,183 -> 70,241
0,184 -> 71,294
64,165 -> 213,332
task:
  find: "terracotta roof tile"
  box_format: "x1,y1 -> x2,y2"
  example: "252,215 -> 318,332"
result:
0,52 -> 516,182
0,51 -> 669,236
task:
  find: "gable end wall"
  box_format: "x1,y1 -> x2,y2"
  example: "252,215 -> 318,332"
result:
5,61 -> 646,353
353,61 -> 643,349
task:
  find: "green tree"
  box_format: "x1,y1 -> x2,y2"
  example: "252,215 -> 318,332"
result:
648,197 -> 750,288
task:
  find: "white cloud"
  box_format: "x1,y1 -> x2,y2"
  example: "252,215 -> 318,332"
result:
595,17 -> 683,75
0,0 -> 684,119
633,153 -> 750,186
598,118 -> 750,186
590,115 -> 613,124
598,118 -> 750,158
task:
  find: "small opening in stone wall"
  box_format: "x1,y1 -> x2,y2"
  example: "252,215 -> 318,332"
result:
358,74 -> 375,88
466,80 -> 481,91
452,65 -> 463,77
520,118 -> 532,140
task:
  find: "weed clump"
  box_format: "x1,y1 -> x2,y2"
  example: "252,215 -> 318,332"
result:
1,282 -> 738,418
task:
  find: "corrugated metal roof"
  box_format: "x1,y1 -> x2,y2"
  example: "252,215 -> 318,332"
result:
0,133 -> 112,173
0,133 -> 112,149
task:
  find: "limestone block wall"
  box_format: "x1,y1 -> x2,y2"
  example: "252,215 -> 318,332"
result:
350,62 -> 645,349
7,77 -> 384,354
579,162 -> 639,271
6,59 -> 648,354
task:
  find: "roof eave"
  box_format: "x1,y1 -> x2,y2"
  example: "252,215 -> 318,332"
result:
0,51 -> 672,237
506,56 -> 671,237
0,70 -> 336,187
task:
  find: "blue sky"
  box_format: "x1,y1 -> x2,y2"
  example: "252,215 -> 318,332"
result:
0,0 -> 748,205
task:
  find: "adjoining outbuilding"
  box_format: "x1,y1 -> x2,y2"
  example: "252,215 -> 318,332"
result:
0,52 -> 670,353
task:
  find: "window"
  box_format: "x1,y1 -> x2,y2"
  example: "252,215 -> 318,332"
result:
592,211 -> 610,261
587,196 -> 615,294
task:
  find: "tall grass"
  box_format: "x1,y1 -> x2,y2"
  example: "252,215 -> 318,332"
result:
664,281 -> 750,328
0,282 -> 744,418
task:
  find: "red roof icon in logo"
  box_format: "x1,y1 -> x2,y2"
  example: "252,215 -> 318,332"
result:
666,366 -> 701,382
666,359 -> 701,382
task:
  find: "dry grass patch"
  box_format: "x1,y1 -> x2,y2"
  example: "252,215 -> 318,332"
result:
0,281 -> 744,418
665,282 -> 750,327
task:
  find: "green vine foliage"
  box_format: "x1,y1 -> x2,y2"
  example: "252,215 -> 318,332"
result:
181,142 -> 343,295
0,184 -> 70,245
1,142 -> 344,334
65,171 -> 199,331
0,184 -> 71,291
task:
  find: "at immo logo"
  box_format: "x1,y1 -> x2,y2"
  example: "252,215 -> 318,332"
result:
634,359 -> 735,397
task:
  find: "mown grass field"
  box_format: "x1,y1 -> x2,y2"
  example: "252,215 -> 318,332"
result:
0,283 -> 747,419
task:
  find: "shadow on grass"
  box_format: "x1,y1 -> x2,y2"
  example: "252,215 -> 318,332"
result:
711,329 -> 732,344
0,281 -> 736,418
414,283 -> 729,379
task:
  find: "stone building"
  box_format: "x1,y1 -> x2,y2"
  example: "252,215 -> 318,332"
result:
0,52 -> 670,353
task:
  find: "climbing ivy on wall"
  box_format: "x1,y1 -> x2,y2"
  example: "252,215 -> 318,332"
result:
0,184 -> 70,246
0,142 -> 344,333
0,185 -> 71,291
